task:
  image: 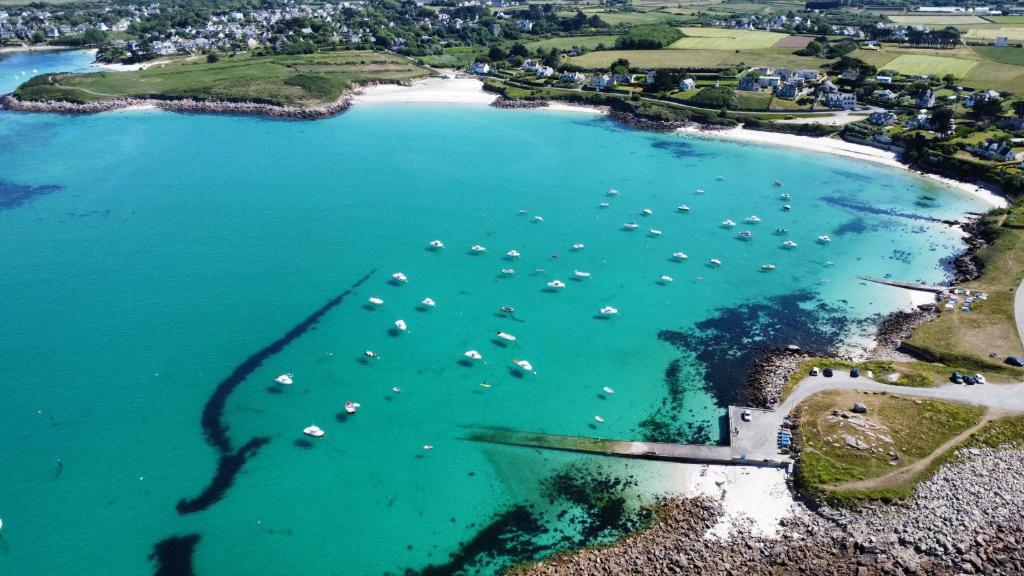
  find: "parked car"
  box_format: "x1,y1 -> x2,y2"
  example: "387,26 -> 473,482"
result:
810,366 -> 820,376
1006,356 -> 1024,367
741,409 -> 752,422
975,373 -> 987,384
964,375 -> 977,385
823,367 -> 833,377
951,371 -> 964,384
850,367 -> 860,378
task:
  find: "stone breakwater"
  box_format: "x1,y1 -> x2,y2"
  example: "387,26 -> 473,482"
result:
491,97 -> 549,109
0,93 -> 354,119
746,348 -> 813,408
874,306 -> 939,360
516,447 -> 1024,576
952,217 -> 988,283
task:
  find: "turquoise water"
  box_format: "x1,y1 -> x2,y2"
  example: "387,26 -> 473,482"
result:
0,50 -> 987,575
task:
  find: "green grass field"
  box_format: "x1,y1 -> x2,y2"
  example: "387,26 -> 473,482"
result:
882,53 -> 979,77
852,46 -> 1024,91
15,51 -> 426,107
888,14 -> 990,25
524,34 -> 621,51
972,46 -> 1024,66
982,15 -> 1024,24
569,48 -> 828,70
667,27 -> 788,50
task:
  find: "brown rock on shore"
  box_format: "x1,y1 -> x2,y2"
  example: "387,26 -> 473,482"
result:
1,93 -> 353,119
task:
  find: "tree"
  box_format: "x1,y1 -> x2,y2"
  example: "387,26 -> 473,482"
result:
610,57 -> 630,75
1013,101 -> 1024,118
207,52 -> 220,63
796,40 -> 824,57
931,107 -> 955,136
488,46 -> 507,61
942,73 -> 957,86
972,97 -> 1004,120
542,47 -> 560,67
510,43 -> 529,58
649,70 -> 680,93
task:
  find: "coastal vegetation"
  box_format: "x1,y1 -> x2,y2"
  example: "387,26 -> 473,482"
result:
793,390 -> 985,505
14,51 -> 426,107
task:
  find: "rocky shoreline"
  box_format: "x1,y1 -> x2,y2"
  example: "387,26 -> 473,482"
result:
491,97 -> 550,109
515,447 -> 1024,576
0,92 -> 355,119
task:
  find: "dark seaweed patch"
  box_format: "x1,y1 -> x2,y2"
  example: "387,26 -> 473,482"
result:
539,463 -> 650,541
830,168 -> 872,182
833,217 -> 866,236
176,437 -> 270,514
651,139 -> 711,158
0,179 -> 62,210
821,195 -> 951,224
658,291 -> 850,409
149,534 -> 200,576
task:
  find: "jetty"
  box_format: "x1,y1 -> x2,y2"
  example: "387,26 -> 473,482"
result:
467,405 -> 791,469
858,276 -> 947,293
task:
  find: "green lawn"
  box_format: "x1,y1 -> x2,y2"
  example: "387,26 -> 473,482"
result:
668,27 -> 788,50
15,51 -> 426,107
973,46 -> 1024,66
984,16 -> 1024,24
418,47 -> 480,68
883,53 -> 979,77
595,11 -> 690,26
569,48 -> 829,70
524,34 -> 621,51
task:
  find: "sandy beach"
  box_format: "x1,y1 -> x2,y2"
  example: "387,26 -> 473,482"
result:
0,44 -> 69,55
353,75 -> 498,105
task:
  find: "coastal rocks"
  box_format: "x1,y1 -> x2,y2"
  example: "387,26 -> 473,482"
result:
951,217 -> 988,283
516,447 -> 1024,576
745,348 -> 813,409
608,109 -> 686,132
490,97 -> 549,109
1,93 -> 354,119
852,402 -> 868,414
873,307 -> 938,360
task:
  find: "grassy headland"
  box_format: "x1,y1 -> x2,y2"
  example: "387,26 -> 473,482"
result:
13,51 -> 427,108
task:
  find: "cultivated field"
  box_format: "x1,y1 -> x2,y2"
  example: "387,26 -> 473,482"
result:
964,26 -> 1024,43
524,34 -> 621,51
982,16 -> 1024,24
972,46 -> 1024,66
851,45 -> 1024,91
668,27 -> 788,50
882,54 -> 979,77
569,48 -> 829,70
15,51 -> 426,107
887,14 -> 990,25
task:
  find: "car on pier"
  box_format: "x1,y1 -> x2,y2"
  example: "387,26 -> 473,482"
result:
823,367 -> 833,377
1006,356 -> 1024,367
810,366 -> 820,376
850,367 -> 860,378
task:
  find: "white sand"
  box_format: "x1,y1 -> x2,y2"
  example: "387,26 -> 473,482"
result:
679,126 -> 1008,209
353,76 -> 497,106
687,465 -> 794,538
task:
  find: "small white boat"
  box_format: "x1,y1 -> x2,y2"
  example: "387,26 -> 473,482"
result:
573,270 -> 591,279
518,209 -> 528,215
817,235 -> 832,243
532,216 -> 544,223
345,401 -> 361,414
738,231 -> 752,239
825,261 -> 834,267
421,297 -> 436,307
395,319 -> 407,331
600,306 -> 619,316
368,296 -> 384,306
783,204 -> 791,211
672,252 -> 688,260
649,229 -> 662,237
695,188 -> 705,194
709,258 -> 722,266
391,272 -> 408,283
775,228 -> 788,235
275,373 -> 294,385
721,220 -> 736,228
659,275 -> 674,283
392,387 -> 401,393
594,416 -> 605,423
782,240 -> 798,248
464,350 -> 482,360
506,249 -> 521,258
603,386 -> 614,394
571,243 -> 585,251
423,445 -> 434,450
745,215 -> 761,223
513,358 -> 534,372
364,350 -> 378,359
428,239 -> 445,249
471,244 -> 486,253
761,264 -> 776,271
624,222 -> 639,230
496,331 -> 517,342
599,202 -> 610,208
500,306 -> 515,314
780,193 -> 791,200
678,205 -> 690,212
607,189 -> 619,197
546,280 -> 566,289
303,425 -> 325,438
774,180 -> 784,187
501,268 -> 516,275
641,208 -> 653,216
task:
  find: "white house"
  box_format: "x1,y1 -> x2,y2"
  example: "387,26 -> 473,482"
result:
874,89 -> 897,102
965,89 -> 1001,108
875,75 -> 892,84
996,36 -> 1009,47
645,70 -> 656,84
469,62 -> 490,74
535,66 -> 554,78
825,92 -> 857,110
521,59 -> 539,72
758,75 -> 781,88
678,77 -> 696,91
589,74 -> 612,89
559,71 -> 585,84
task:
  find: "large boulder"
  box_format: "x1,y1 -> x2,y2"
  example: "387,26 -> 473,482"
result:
852,402 -> 868,414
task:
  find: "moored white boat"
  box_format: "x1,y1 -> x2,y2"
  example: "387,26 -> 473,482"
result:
421,297 -> 436,307
470,244 -> 486,253
573,270 -> 591,278
709,258 -> 722,266
571,243 -> 585,251
780,193 -> 791,200
783,204 -> 791,211
546,280 -> 566,289
745,215 -> 761,223
394,319 -> 407,331
738,230 -> 753,239
513,358 -> 534,372
501,268 -> 516,275
678,205 -> 690,212
623,222 -> 639,230
672,251 -> 688,260
368,296 -> 384,306
496,331 -> 517,342
695,188 -> 705,194
817,235 -> 832,243
761,264 -> 776,271
464,349 -> 482,360
721,219 -> 736,228
641,208 -> 653,216
303,425 -> 324,438
659,275 -> 674,283
391,272 -> 408,283
782,240 -> 798,248
649,229 -> 662,237
428,239 -> 445,249
606,189 -> 619,196
532,215 -> 544,223
345,401 -> 361,414
599,202 -> 610,208
364,350 -> 378,359
599,306 -> 619,316
594,416 -> 605,423
603,386 -> 614,394
506,249 -> 521,258
275,373 -> 294,385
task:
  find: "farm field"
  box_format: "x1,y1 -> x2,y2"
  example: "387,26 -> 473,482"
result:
569,48 -> 830,70
668,27 -> 788,50
524,34 -> 621,51
964,27 -> 1024,43
982,16 -> 1024,24
888,15 -> 990,25
851,46 -> 1024,92
972,46 -> 1024,66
